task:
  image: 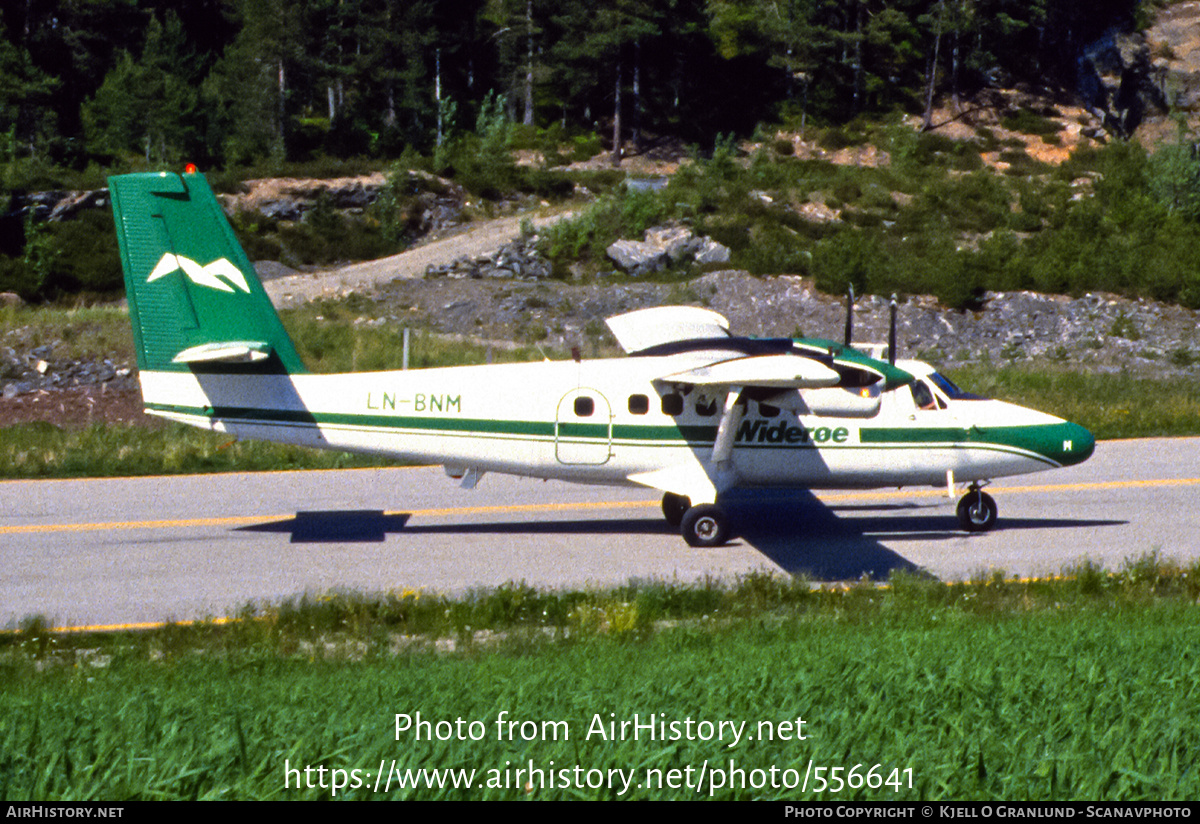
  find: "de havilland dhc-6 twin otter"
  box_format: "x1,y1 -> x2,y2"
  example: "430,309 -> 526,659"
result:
109,170 -> 1095,547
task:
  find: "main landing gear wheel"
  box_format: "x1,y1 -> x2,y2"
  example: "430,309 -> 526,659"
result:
956,488 -> 998,533
661,492 -> 691,527
680,504 -> 730,548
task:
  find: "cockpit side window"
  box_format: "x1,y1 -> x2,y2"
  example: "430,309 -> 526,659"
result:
910,381 -> 945,411
928,372 -> 986,400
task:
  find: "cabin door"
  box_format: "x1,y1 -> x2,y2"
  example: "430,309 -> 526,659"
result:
555,388 -> 612,465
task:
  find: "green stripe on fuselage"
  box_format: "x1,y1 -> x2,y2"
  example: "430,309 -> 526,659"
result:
861,422 -> 1094,467
148,402 -> 1094,467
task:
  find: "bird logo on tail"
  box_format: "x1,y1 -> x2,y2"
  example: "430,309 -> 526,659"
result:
147,253 -> 251,293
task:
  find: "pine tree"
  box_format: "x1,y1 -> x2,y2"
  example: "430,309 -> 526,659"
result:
83,14 -> 202,164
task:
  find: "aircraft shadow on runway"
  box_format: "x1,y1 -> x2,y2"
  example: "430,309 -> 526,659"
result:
717,490 -> 1125,580
235,494 -> 1123,582
238,510 -> 413,543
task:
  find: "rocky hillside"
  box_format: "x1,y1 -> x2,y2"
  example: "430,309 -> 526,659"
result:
371,268 -> 1200,378
2,265 -> 1197,431
1086,1 -> 1200,142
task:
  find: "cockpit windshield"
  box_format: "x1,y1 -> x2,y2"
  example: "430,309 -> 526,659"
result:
927,372 -> 987,401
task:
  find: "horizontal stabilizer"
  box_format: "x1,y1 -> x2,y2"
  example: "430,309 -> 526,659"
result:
170,341 -> 273,365
659,353 -> 840,389
606,306 -> 730,353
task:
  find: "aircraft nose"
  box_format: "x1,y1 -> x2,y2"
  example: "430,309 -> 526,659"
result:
1054,421 -> 1095,467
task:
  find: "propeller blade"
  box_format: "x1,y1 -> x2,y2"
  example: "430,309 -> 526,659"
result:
889,294 -> 898,366
844,285 -> 855,346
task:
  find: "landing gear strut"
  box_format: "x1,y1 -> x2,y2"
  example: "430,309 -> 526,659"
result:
661,492 -> 691,527
956,484 -> 998,532
680,504 -> 731,548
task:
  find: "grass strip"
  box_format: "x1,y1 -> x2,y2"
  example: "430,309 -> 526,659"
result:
2,557 -> 1198,800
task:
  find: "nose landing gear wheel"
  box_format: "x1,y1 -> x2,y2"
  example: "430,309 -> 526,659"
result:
956,488 -> 998,532
680,504 -> 730,547
661,492 -> 691,527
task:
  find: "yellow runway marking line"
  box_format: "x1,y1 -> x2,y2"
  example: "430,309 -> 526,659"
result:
2,615 -> 243,636
990,478 -> 1200,494
396,500 -> 658,517
53,616 -> 240,634
0,464 -> 433,487
5,478 -> 1200,536
0,500 -> 659,535
1,514 -> 277,534
818,477 -> 1200,502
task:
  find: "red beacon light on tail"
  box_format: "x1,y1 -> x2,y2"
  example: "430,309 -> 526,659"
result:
183,163 -> 198,174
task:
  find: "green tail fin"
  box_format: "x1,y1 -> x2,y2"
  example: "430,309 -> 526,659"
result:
109,170 -> 307,374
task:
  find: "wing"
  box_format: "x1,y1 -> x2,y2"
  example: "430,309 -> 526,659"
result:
605,307 -> 915,501
605,306 -> 730,354
658,352 -> 840,389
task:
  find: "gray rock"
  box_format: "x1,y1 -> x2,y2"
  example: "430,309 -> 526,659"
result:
259,200 -> 304,221
625,177 -> 669,192
607,224 -> 731,274
1078,30 -> 1167,136
47,190 -> 109,222
606,239 -> 668,275
694,238 -> 731,265
645,225 -> 696,262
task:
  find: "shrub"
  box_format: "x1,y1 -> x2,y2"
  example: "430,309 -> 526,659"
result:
1147,125 -> 1200,220
1000,109 -> 1062,137
43,210 -> 122,295
812,229 -> 881,295
538,188 -> 671,272
740,223 -> 813,275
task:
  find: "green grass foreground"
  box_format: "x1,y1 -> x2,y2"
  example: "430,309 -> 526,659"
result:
3,561 -> 1199,800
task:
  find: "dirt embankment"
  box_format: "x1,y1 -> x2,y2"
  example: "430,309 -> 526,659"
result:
0,384 -> 150,429
262,208 -> 576,308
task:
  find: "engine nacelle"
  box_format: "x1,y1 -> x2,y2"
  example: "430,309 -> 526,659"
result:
765,387 -> 882,418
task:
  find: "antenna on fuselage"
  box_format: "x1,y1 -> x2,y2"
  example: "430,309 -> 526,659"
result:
888,294 -> 898,366
843,285 -> 855,346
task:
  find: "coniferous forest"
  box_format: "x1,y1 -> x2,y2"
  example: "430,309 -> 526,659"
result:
3,0 -> 1147,172
8,0 -> 1200,312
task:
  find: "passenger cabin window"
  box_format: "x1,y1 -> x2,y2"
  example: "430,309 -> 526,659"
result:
661,393 -> 684,416
574,396 -> 595,417
628,394 -> 649,415
696,396 -> 718,416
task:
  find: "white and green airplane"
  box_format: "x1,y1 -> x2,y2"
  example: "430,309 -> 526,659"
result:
110,170 -> 1095,547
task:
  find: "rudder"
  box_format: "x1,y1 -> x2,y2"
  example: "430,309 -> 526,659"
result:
109,170 -> 306,374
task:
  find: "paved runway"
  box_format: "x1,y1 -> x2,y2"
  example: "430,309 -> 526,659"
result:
3,437 -> 1198,628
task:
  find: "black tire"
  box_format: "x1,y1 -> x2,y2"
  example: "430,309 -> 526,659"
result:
956,491 -> 998,532
661,492 -> 691,527
681,504 -> 730,547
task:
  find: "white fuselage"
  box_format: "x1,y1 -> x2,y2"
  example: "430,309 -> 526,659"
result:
139,352 -> 1088,502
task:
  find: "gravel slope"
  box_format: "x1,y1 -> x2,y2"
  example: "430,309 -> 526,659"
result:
262,210 -> 575,308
